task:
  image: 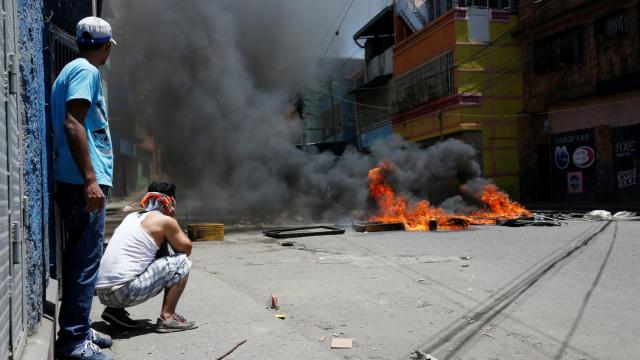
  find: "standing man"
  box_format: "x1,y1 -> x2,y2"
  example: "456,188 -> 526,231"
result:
52,17 -> 116,360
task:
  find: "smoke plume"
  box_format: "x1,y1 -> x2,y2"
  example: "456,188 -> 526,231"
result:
107,0 -> 490,222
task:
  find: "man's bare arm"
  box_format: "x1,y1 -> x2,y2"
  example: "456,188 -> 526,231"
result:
64,99 -> 105,212
164,218 -> 192,256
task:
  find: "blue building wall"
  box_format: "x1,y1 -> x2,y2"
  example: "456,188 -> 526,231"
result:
18,0 -> 50,334
360,123 -> 393,149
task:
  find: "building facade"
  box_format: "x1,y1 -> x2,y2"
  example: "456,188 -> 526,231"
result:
301,58 -> 364,150
517,0 -> 640,203
353,5 -> 395,150
391,0 -> 523,197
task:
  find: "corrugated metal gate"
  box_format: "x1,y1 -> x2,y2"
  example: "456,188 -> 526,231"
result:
48,24 -> 78,80
1,0 -> 26,358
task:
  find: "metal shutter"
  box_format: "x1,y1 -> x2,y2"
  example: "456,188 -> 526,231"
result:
0,0 -> 11,355
6,0 -> 25,355
2,0 -> 25,358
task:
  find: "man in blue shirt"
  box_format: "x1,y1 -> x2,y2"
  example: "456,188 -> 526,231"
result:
52,17 -> 117,360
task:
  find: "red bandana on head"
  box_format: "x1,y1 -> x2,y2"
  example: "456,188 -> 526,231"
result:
140,192 -> 176,214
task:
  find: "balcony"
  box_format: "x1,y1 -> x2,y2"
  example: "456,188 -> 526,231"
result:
365,47 -> 393,83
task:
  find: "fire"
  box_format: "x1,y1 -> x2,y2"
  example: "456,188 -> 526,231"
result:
368,162 -> 531,231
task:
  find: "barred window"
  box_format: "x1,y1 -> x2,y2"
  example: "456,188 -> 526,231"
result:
596,11 -> 626,39
391,52 -> 455,113
533,28 -> 584,73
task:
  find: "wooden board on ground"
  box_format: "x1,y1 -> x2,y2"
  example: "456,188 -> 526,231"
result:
331,338 -> 353,349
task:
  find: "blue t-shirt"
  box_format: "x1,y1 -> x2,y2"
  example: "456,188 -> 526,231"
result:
52,58 -> 113,186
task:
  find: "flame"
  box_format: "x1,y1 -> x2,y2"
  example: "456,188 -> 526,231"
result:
368,162 -> 532,231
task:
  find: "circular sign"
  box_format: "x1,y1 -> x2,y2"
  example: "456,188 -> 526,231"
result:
573,146 -> 595,168
555,146 -> 570,170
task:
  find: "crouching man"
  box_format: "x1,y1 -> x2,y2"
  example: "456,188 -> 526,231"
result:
95,181 -> 197,333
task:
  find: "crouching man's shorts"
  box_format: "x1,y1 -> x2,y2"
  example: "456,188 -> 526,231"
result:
97,254 -> 192,308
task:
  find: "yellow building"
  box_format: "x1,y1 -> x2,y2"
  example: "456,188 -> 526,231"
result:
392,1 -> 523,197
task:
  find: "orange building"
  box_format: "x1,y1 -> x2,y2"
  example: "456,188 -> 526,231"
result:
391,0 -> 523,198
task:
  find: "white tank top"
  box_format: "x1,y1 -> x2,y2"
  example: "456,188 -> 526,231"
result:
96,212 -> 160,288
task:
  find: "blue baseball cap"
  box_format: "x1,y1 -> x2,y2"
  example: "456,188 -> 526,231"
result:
76,16 -> 117,45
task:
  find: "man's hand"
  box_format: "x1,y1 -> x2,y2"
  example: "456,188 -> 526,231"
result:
84,180 -> 105,213
64,98 -> 103,213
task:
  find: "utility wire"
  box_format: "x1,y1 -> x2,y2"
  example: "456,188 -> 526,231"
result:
316,0 -> 351,59
319,0 -> 356,62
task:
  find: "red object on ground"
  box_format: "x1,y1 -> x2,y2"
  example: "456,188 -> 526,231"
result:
271,294 -> 278,309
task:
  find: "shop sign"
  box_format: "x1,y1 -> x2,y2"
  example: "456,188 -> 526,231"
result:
617,168 -> 637,188
615,140 -> 636,158
572,146 -> 595,168
554,146 -> 570,170
553,132 -> 592,145
567,171 -> 584,194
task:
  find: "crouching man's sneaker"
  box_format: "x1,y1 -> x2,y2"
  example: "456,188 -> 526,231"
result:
101,307 -> 140,329
155,313 -> 198,333
56,341 -> 113,360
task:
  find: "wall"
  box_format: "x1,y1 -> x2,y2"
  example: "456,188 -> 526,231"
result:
393,10 -> 456,75
518,0 -> 640,202
521,0 -> 639,112
392,8 -> 523,197
519,0 -> 598,31
18,0 -> 49,335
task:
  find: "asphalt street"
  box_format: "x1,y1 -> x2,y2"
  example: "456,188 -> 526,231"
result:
92,220 -> 640,360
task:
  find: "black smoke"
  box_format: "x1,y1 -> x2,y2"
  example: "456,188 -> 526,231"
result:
106,0 -> 490,222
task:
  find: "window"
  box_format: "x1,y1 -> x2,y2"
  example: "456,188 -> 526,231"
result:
533,28 -> 584,73
459,0 -> 515,11
489,0 -> 511,9
391,52 -> 455,112
427,0 -> 452,22
595,11 -> 626,39
457,0 -> 487,7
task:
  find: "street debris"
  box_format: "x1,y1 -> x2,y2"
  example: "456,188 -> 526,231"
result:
459,256 -> 472,260
497,216 -> 561,227
274,314 -> 287,319
584,210 -> 640,221
318,336 -> 326,342
279,240 -> 295,246
214,339 -> 247,360
263,226 -> 345,239
412,350 -> 438,359
331,338 -> 353,349
270,294 -> 279,309
532,211 -> 640,223
461,264 -> 469,267
368,162 -> 531,231
353,221 -> 405,232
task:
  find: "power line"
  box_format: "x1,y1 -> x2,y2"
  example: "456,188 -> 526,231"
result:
316,0 -> 351,59
308,87 -> 392,110
319,0 -> 356,62
442,96 -> 640,118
